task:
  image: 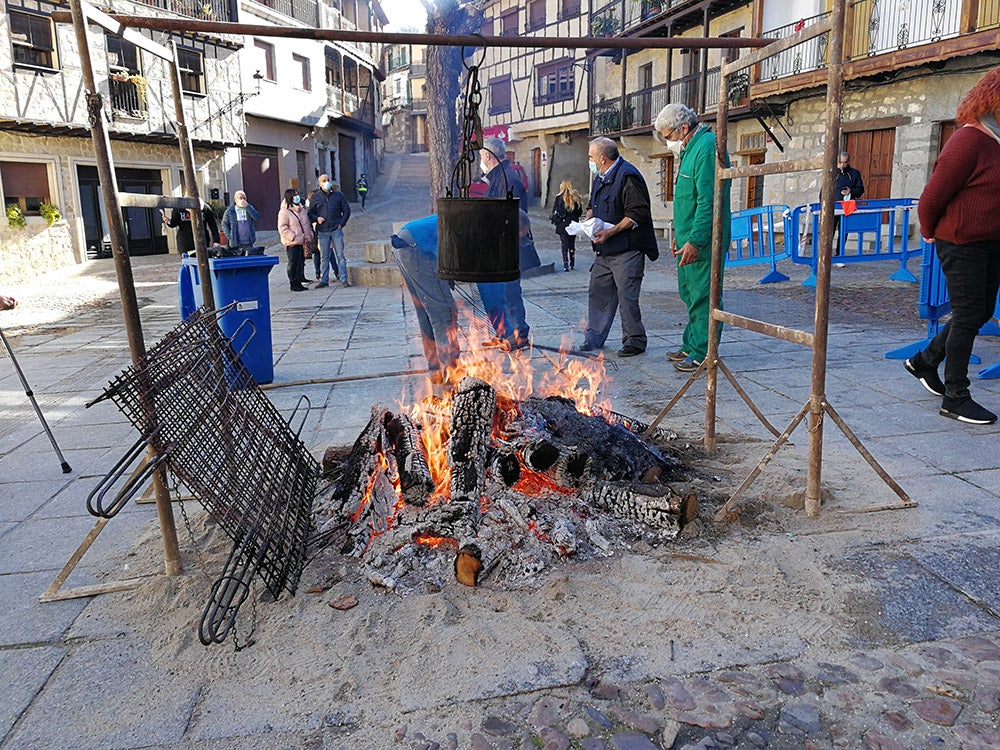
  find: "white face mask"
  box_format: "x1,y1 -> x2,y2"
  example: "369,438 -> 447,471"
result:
589,160 -> 600,177
665,139 -> 684,158
480,160 -> 491,175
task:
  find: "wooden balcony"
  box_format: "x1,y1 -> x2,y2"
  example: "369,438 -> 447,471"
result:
752,0 -> 1000,98
131,0 -> 235,22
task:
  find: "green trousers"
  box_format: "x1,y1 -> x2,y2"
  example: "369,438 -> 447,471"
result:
677,255 -> 722,362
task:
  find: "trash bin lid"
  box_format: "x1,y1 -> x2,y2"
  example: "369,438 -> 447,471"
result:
210,256 -> 279,270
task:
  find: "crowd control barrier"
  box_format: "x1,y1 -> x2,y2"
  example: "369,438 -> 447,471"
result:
885,239 -> 1000,379
726,204 -> 790,283
785,198 -> 921,287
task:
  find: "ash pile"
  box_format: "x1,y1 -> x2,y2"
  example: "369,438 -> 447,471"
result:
313,376 -> 697,592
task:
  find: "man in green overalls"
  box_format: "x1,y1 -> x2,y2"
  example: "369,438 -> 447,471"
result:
654,103 -> 732,372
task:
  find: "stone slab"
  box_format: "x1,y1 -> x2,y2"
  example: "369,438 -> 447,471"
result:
0,571 -> 90,648
2,638 -> 196,750
0,646 -> 65,741
907,535 -> 1000,615
364,241 -> 389,264
346,262 -> 402,287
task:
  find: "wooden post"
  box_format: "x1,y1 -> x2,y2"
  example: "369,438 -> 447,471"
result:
806,0 -> 847,517
66,0 -> 182,575
169,40 -> 215,310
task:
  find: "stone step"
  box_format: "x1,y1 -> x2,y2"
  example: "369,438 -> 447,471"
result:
364,242 -> 391,264
346,261 -> 401,287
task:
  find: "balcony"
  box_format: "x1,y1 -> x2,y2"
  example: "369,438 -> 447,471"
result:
108,73 -> 148,118
249,0 -> 318,26
131,0 -> 234,22
755,0 -> 1000,94
328,85 -> 376,127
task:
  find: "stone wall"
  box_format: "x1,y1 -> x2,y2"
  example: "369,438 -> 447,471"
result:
0,220 -> 75,285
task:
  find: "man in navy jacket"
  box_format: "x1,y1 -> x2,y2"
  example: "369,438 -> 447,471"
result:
308,174 -> 352,288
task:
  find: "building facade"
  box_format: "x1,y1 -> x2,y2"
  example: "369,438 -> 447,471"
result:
381,41 -> 427,153
228,0 -> 386,232
478,0 -> 594,207
1,0 -> 243,281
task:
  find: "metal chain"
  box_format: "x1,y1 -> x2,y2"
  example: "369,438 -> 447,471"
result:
171,469 -> 258,651
450,56 -> 485,197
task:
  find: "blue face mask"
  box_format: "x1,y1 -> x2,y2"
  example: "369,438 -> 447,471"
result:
589,160 -> 600,177
292,195 -> 301,205
320,182 -> 330,191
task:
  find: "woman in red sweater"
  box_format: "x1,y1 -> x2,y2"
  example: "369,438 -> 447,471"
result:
906,67 -> 1000,425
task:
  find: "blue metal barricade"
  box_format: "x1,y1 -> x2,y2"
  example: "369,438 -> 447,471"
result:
726,204 -> 790,283
788,198 -> 921,287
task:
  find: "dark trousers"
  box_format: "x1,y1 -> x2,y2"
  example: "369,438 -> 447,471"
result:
585,250 -> 646,350
285,244 -> 305,288
923,239 -> 1000,398
559,233 -> 576,269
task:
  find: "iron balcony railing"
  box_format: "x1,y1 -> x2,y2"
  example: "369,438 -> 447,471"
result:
132,0 -> 235,22
760,0 -> 999,83
249,0 -> 318,26
108,74 -> 148,118
624,84 -> 669,130
590,0 -> 677,35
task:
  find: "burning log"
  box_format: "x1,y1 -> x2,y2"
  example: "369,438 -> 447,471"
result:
448,377 -> 497,542
585,482 -> 688,536
384,412 -> 434,505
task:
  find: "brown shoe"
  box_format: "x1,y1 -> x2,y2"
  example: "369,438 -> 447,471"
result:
666,349 -> 688,362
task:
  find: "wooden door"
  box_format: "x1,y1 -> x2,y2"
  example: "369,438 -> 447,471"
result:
746,152 -> 765,209
532,147 -> 542,198
339,133 -> 358,200
845,128 -> 895,200
241,146 -> 280,230
938,120 -> 957,154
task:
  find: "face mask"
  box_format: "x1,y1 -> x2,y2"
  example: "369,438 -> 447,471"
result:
480,160 -> 490,174
292,195 -> 301,205
320,182 -> 330,191
589,160 -> 600,177
666,139 -> 684,158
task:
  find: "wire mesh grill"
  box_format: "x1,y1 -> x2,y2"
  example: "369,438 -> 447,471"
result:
94,305 -> 317,642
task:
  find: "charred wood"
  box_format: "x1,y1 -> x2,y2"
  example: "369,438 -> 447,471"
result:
584,481 -> 687,536
384,412 -> 434,506
448,377 -> 497,541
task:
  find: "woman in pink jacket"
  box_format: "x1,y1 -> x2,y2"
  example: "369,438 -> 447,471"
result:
278,188 -> 314,292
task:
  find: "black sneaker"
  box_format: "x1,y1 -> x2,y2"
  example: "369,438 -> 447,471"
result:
905,356 -> 945,397
940,396 -> 997,425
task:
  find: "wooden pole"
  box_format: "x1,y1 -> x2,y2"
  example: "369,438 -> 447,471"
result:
806,0 -> 847,517
169,40 -> 215,310
66,0 -> 182,576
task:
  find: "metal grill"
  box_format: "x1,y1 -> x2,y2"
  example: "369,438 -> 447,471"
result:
90,305 -> 318,644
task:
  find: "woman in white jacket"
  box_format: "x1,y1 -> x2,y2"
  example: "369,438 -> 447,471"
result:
277,189 -> 314,291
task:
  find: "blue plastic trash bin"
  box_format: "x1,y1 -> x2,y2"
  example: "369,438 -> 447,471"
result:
178,254 -> 279,384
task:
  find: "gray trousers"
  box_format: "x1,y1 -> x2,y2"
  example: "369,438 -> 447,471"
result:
393,246 -> 459,374
585,250 -> 647,350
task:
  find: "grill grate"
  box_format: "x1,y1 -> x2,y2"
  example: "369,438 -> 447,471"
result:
93,305 -> 317,644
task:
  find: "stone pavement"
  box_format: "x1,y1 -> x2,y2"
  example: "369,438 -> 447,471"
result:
1,152 -> 999,749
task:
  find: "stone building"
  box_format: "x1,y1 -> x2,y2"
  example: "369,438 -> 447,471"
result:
476,0 -> 595,207
380,41 -> 427,153
1,0 -> 243,283
230,0 -> 387,232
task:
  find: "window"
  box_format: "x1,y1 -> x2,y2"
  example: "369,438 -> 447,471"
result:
527,0 -> 545,31
293,53 -> 311,90
536,58 -> 574,105
480,17 -> 493,36
500,9 -> 518,36
1,161 -> 51,214
255,40 -> 275,81
177,48 -> 204,94
559,0 -> 581,20
107,35 -> 140,74
9,10 -> 57,70
658,154 -> 675,203
488,75 -> 511,115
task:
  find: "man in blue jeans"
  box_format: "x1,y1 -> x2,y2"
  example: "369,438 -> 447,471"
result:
308,173 -> 351,288
390,214 -> 459,384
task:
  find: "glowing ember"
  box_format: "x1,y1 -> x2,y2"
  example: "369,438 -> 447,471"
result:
512,469 -> 574,497
411,534 -> 459,551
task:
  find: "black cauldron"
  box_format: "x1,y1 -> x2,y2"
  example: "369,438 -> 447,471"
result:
437,197 -> 520,283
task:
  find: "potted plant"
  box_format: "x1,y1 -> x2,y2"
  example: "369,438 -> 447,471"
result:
208,199 -> 227,244
6,203 -> 26,229
39,202 -> 61,226
592,14 -> 620,36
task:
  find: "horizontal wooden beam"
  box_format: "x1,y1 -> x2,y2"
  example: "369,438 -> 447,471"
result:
711,310 -> 815,347
718,155 -> 825,180
117,193 -> 199,210
49,12 -> 775,51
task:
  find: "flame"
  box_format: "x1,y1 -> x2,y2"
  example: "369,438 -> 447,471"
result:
512,468 -> 574,496
412,534 -> 459,550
